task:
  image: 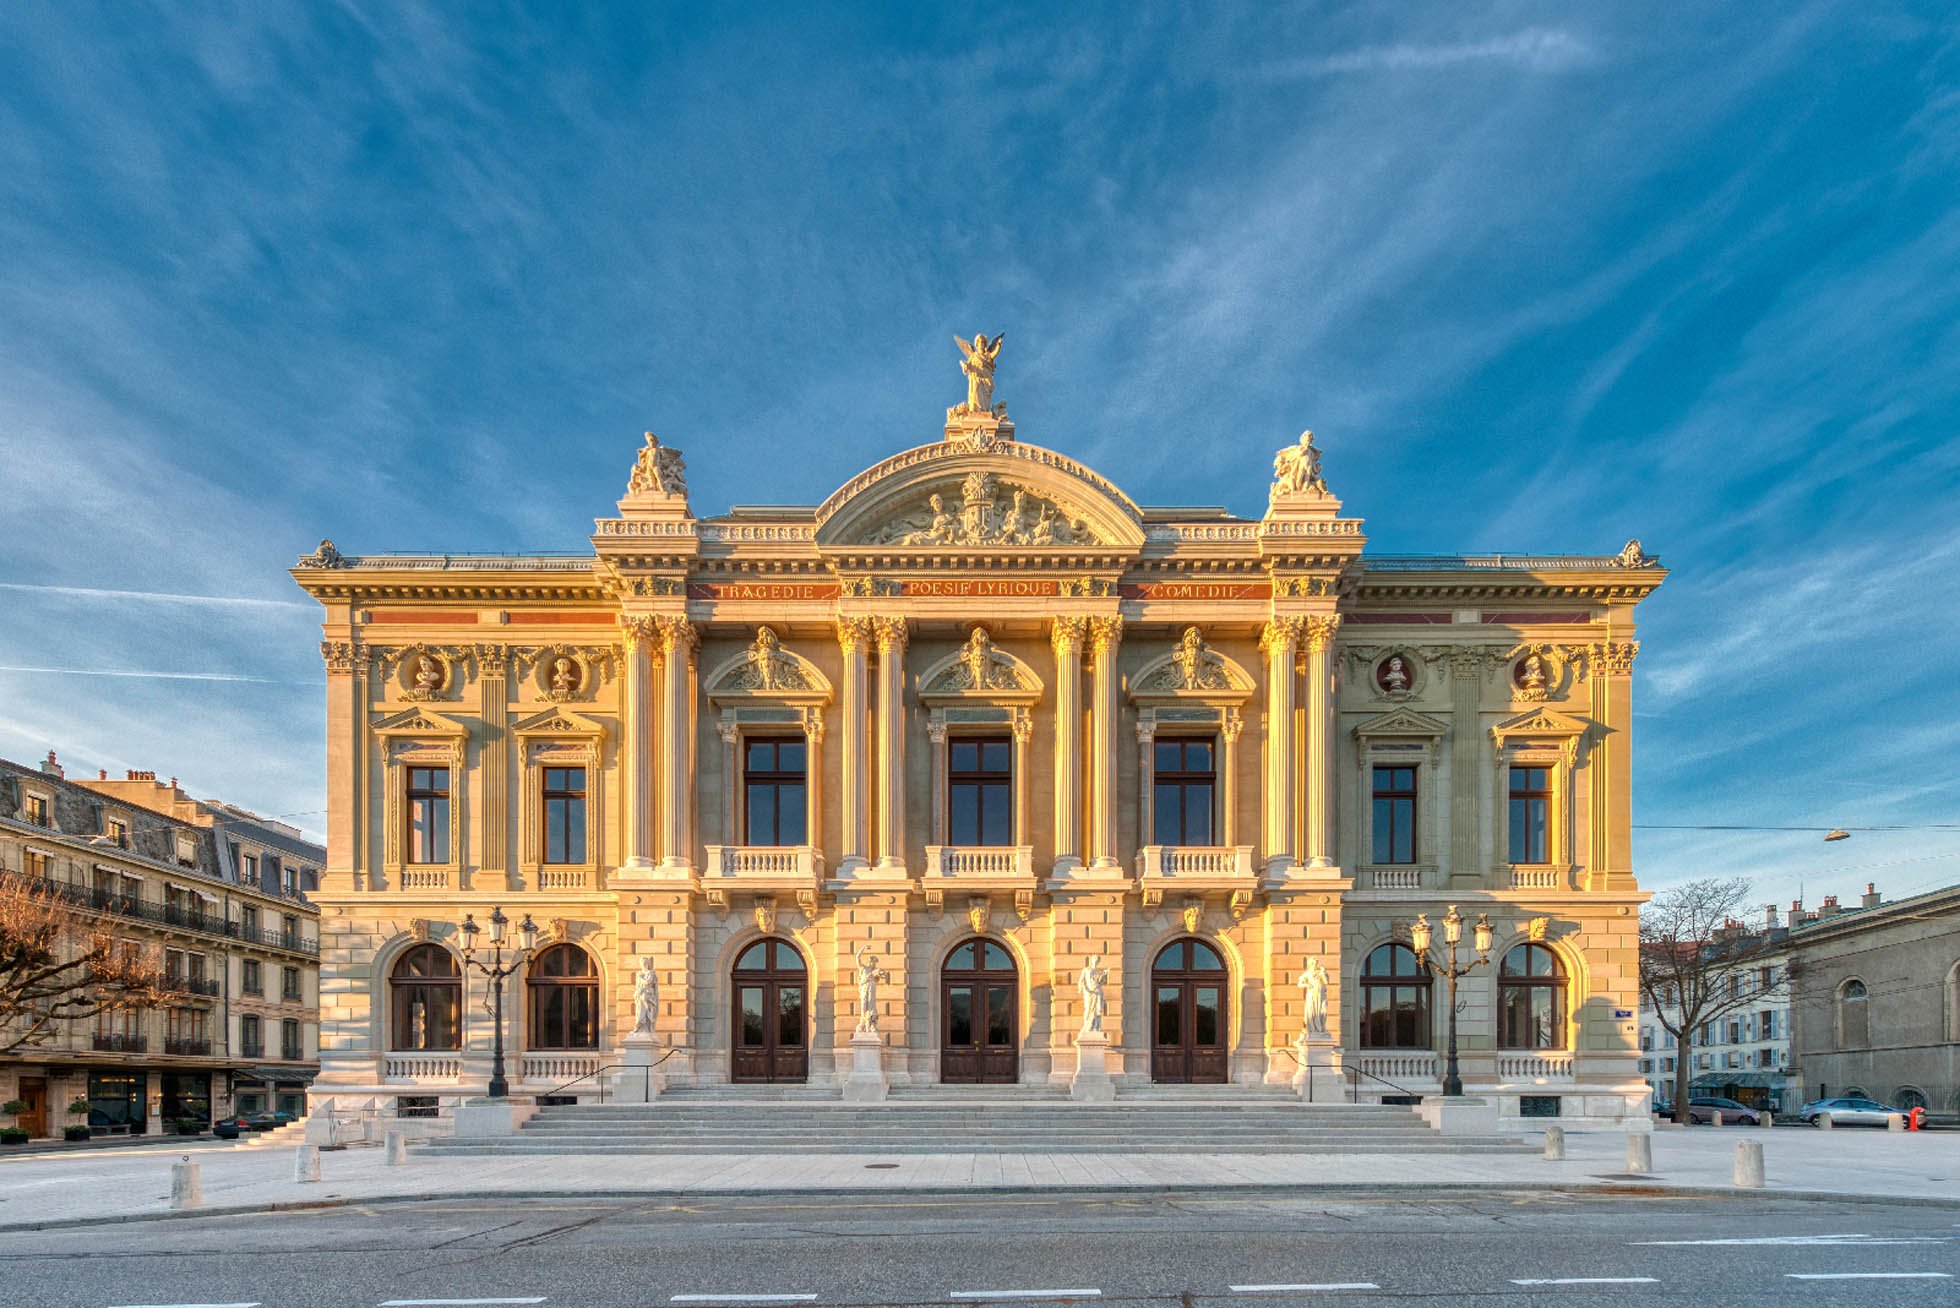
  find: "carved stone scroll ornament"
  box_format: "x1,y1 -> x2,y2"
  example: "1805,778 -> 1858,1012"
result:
320,640 -> 366,676
1140,626 -> 1231,692
1270,430 -> 1328,499
730,626 -> 812,691
1590,641 -> 1639,676
626,432 -> 688,498
867,471 -> 1100,547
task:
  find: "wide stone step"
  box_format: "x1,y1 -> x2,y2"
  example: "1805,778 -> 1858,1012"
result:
422,1138 -> 1532,1155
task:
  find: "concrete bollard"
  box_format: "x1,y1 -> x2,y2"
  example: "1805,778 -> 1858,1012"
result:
294,1143 -> 321,1183
1887,1113 -> 1906,1132
1626,1131 -> 1653,1174
1735,1139 -> 1765,1188
1762,1111 -> 1774,1129
1709,1109 -> 1723,1127
1816,1112 -> 1833,1129
170,1160 -> 202,1209
1543,1124 -> 1566,1161
384,1129 -> 407,1165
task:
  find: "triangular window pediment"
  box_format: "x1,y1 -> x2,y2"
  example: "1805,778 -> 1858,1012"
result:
1353,707 -> 1450,740
373,707 -> 468,738
1491,706 -> 1588,746
512,706 -> 607,739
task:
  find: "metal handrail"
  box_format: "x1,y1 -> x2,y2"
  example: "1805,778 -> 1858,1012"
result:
541,1048 -> 680,1103
1343,1063 -> 1422,1102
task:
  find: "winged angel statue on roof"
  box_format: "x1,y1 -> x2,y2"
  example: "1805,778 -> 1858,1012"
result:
955,331 -> 1005,416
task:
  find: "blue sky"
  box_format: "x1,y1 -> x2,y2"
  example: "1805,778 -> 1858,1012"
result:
2,3 -> 1956,909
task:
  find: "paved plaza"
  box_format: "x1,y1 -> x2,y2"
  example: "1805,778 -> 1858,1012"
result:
0,1126 -> 1954,1231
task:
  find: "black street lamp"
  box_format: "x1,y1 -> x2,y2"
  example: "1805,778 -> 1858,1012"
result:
459,906 -> 539,1100
1410,905 -> 1493,1099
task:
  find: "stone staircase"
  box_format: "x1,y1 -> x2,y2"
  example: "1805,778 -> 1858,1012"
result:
422,1085 -> 1531,1156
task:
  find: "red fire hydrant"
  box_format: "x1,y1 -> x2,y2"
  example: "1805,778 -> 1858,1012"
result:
1908,1106 -> 1926,1131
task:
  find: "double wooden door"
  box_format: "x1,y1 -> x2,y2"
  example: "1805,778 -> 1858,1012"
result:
1151,938 -> 1229,1083
941,938 -> 1018,1084
731,938 -> 808,1083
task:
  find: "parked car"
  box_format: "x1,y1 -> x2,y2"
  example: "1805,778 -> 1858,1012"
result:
209,1110 -> 296,1140
1684,1096 -> 1762,1126
1799,1096 -> 1902,1127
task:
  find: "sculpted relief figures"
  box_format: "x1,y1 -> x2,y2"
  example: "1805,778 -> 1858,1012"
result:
627,432 -> 689,498
730,626 -> 812,692
952,331 -> 1006,418
868,471 -> 1098,547
1270,430 -> 1328,499
945,627 -> 1024,692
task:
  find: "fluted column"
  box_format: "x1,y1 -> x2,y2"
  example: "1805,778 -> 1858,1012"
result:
1259,617 -> 1303,877
1050,618 -> 1087,870
836,619 -> 872,872
619,617 -> 660,869
1303,615 -> 1341,869
1087,617 -> 1122,868
873,617 -> 909,869
656,617 -> 696,870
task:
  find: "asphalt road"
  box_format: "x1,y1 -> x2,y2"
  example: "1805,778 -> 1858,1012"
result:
0,1191 -> 1955,1308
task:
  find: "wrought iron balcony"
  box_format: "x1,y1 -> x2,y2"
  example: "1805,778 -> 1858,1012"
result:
163,1037 -> 213,1056
90,1033 -> 147,1053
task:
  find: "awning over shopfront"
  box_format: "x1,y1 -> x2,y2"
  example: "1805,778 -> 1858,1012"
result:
1690,1071 -> 1782,1090
237,1066 -> 318,1085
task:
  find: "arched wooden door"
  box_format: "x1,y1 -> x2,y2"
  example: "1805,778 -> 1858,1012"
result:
1151,938 -> 1228,1083
941,938 -> 1018,1084
731,938 -> 808,1083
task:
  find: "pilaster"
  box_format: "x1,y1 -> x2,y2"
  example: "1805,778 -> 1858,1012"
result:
1050,618 -> 1087,871
478,646 -> 512,889
872,617 -> 909,871
618,617 -> 660,873
656,617 -> 697,871
1259,617 -> 1303,877
1447,648 -> 1485,888
1590,639 -> 1639,891
1302,614 -> 1340,870
836,618 -> 873,874
1087,617 -> 1122,868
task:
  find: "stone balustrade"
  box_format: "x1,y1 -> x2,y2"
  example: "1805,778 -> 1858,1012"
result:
1136,845 -> 1258,882
1495,1052 -> 1575,1081
923,845 -> 1036,881
701,844 -> 824,884
383,1052 -> 465,1080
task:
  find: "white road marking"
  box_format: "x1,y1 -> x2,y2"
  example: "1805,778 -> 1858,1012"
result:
950,1292 -> 1103,1301
1786,1273 -> 1953,1280
671,1298 -> 819,1304
1512,1278 -> 1660,1286
1230,1285 -> 1381,1294
106,1303 -> 262,1308
380,1300 -> 548,1306
1635,1233 -> 1952,1246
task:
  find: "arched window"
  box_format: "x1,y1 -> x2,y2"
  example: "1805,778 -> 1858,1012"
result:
1838,978 -> 1869,1047
1360,943 -> 1430,1049
526,944 -> 598,1050
731,937 -> 807,1083
390,944 -> 461,1051
1150,938 -> 1229,1084
1498,943 -> 1565,1050
942,938 -> 1018,1085
1895,1087 -> 1927,1112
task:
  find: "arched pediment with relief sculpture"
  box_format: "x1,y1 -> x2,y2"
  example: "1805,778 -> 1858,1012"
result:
1128,628 -> 1255,703
813,440 -> 1146,551
704,627 -> 833,704
917,628 -> 1043,703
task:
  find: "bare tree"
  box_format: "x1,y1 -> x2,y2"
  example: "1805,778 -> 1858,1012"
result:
0,870 -> 168,1056
1638,876 -> 1780,1125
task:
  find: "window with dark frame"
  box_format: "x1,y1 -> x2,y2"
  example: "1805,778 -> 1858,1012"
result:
542,766 -> 587,864
1359,943 -> 1431,1048
948,737 -> 1013,846
743,738 -> 808,846
1371,765 -> 1417,864
24,793 -> 49,826
526,944 -> 600,1049
242,960 -> 263,995
390,944 -> 461,1051
240,1013 -> 263,1058
1152,738 -> 1216,846
280,1018 -> 303,1060
406,766 -> 450,864
281,966 -> 301,1002
1508,765 -> 1551,864
1499,943 -> 1565,1049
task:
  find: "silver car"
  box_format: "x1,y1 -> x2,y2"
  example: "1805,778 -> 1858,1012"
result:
1799,1096 -> 1900,1127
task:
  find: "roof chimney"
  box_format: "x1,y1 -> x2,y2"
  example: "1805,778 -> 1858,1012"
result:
1861,882 -> 1881,909
126,770 -> 156,782
1819,894 -> 1841,918
98,769 -> 107,780
1765,904 -> 1779,931
41,750 -> 63,779
1787,898 -> 1804,928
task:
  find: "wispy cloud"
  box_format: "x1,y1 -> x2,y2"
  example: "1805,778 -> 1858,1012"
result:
0,666 -> 307,684
0,582 -> 315,612
1261,28 -> 1596,79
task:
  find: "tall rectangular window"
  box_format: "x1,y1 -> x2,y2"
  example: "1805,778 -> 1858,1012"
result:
1152,739 -> 1215,845
282,966 -> 301,1002
743,739 -> 807,845
1371,765 -> 1417,864
241,904 -> 260,937
281,1018 -> 303,1060
949,737 -> 1013,846
240,1014 -> 263,1057
1508,765 -> 1551,863
241,853 -> 259,885
242,959 -> 263,995
542,766 -> 587,863
406,767 -> 450,864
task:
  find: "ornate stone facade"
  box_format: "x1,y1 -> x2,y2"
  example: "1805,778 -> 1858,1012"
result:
293,342 -> 1665,1126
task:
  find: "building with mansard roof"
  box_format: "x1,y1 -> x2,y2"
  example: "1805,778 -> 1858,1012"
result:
292,342 -> 1664,1128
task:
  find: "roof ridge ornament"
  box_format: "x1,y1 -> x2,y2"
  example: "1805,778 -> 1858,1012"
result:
618,432 -> 693,518
946,332 -> 1014,447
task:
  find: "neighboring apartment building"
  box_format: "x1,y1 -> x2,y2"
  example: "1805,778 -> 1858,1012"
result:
1786,881 -> 1960,1118
293,342 -> 1667,1127
0,752 -> 322,1138
1638,908 -> 1793,1111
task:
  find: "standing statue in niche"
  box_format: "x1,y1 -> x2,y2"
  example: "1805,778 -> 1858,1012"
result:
631,957 -> 660,1039
1270,430 -> 1328,498
628,432 -> 689,497
954,332 -> 1005,416
1077,955 -> 1109,1037
854,946 -> 889,1034
1298,957 -> 1330,1039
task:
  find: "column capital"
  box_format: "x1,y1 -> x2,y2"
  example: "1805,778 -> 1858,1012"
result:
1448,646 -> 1485,679
1050,616 -> 1089,656
1303,614 -> 1341,653
871,615 -> 909,653
1590,640 -> 1639,676
619,614 -> 662,655
654,615 -> 698,657
837,615 -> 875,653
476,644 -> 511,678
320,640 -> 367,676
1259,616 -> 1306,654
1087,616 -> 1122,656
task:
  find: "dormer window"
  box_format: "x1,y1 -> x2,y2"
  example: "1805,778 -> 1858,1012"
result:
24,793 -> 50,827
106,816 -> 130,848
